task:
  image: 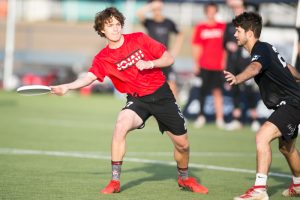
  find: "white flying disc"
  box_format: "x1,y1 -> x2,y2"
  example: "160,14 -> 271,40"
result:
17,85 -> 51,96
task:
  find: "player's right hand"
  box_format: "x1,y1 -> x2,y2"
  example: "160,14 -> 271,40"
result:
224,70 -> 237,85
50,85 -> 69,96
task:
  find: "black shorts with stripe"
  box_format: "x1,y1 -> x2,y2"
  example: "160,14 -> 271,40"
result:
122,82 -> 187,135
268,103 -> 300,141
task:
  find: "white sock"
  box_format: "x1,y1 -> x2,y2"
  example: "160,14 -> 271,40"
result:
254,173 -> 268,187
292,176 -> 300,184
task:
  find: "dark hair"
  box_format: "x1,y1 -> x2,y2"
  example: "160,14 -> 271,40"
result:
204,1 -> 218,12
94,7 -> 125,37
232,11 -> 262,38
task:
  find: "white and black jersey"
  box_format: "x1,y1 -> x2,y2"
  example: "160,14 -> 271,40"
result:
251,41 -> 300,110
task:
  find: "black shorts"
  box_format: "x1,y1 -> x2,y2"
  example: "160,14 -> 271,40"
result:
268,104 -> 300,141
198,68 -> 224,90
122,82 -> 187,135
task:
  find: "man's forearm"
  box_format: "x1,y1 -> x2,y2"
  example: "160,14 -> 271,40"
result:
66,72 -> 97,90
152,51 -> 174,68
235,62 -> 261,84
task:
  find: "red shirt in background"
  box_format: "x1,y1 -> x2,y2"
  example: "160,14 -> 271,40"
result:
192,22 -> 226,71
89,32 -> 166,97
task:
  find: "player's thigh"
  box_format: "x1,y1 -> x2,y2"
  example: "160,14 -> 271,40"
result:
115,109 -> 144,132
166,131 -> 189,149
278,136 -> 297,154
256,121 -> 282,144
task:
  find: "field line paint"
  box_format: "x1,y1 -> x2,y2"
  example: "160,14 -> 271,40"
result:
0,148 -> 290,178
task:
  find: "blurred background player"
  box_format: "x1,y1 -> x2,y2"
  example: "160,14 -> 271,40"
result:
192,2 -> 226,129
223,0 -> 260,131
136,0 -> 184,99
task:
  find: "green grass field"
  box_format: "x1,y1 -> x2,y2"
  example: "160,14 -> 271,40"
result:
0,91 -> 299,200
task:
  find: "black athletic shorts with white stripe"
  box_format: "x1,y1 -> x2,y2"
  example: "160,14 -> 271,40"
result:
122,82 -> 187,135
268,103 -> 300,141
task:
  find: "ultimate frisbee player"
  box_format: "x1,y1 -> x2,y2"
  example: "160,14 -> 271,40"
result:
224,12 -> 300,199
51,7 -> 208,195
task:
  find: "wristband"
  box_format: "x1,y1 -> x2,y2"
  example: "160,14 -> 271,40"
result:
149,61 -> 154,69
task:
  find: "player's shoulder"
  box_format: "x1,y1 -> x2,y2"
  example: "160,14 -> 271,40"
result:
253,41 -> 271,52
94,46 -> 110,61
124,32 -> 148,41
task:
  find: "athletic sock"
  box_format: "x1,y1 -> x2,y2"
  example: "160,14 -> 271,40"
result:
254,173 -> 268,187
111,161 -> 123,181
292,176 -> 300,184
177,166 -> 189,180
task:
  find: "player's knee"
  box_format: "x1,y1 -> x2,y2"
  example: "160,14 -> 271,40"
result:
176,142 -> 190,153
113,122 -> 129,139
255,133 -> 268,150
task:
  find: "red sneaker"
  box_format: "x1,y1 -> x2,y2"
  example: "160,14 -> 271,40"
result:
178,176 -> 208,194
282,182 -> 300,197
234,185 -> 269,200
100,180 -> 120,194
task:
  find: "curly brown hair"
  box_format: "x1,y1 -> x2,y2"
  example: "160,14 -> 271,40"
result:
94,7 -> 125,38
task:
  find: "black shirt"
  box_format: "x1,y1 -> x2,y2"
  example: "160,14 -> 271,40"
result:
251,41 -> 300,109
143,18 -> 179,48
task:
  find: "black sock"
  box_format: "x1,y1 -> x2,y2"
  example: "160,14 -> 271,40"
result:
111,161 -> 122,181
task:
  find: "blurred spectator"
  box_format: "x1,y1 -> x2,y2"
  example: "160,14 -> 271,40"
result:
223,0 -> 260,131
0,0 -> 7,19
136,0 -> 184,100
191,2 -> 226,129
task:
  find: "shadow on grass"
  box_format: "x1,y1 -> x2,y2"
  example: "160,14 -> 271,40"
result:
120,163 -> 203,192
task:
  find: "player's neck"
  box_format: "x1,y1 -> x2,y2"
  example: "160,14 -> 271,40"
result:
245,39 -> 258,54
108,35 -> 124,49
153,15 -> 164,22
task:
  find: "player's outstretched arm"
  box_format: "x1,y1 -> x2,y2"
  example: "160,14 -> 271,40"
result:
287,64 -> 300,83
50,72 -> 97,96
224,62 -> 262,85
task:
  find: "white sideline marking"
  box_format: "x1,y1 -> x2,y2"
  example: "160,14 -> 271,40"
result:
0,148 -> 290,178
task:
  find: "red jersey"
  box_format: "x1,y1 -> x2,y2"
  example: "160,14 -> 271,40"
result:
192,22 -> 226,71
89,32 -> 166,97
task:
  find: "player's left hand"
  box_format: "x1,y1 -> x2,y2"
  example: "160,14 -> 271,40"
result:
136,60 -> 154,71
224,70 -> 237,85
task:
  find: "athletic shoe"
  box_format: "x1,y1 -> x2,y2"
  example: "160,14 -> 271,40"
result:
251,120 -> 261,132
194,116 -> 206,128
216,119 -> 225,129
100,180 -> 120,194
233,185 -> 269,200
282,182 -> 300,197
225,120 -> 243,131
178,176 -> 208,194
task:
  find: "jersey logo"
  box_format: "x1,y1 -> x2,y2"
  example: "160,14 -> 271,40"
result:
251,55 -> 261,62
286,124 -> 296,136
116,49 -> 145,71
125,101 -> 134,108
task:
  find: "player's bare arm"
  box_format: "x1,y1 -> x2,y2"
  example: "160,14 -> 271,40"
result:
136,51 -> 174,71
170,32 -> 184,57
51,72 -> 97,96
136,1 -> 163,22
287,64 -> 300,82
224,61 -> 262,85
